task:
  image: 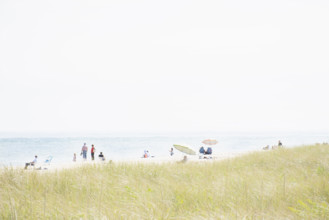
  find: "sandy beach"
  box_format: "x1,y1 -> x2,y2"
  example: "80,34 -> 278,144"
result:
20,151 -> 253,172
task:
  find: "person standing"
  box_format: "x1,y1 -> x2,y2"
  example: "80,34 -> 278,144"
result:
81,143 -> 88,160
170,147 -> 174,156
91,144 -> 96,160
278,140 -> 283,147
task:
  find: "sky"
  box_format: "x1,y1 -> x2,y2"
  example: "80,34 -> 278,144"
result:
0,0 -> 329,134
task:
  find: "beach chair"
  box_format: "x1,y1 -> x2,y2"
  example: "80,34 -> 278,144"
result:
43,156 -> 53,168
200,148 -> 212,159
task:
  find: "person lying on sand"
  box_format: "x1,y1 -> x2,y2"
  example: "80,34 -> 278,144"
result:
263,145 -> 270,150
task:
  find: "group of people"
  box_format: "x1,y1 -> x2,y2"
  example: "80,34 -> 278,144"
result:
263,140 -> 283,150
199,146 -> 212,155
24,142 -> 107,169
24,140 -> 287,169
77,143 -> 106,161
168,146 -> 212,158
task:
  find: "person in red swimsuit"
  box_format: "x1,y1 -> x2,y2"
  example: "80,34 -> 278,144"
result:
91,144 -> 96,160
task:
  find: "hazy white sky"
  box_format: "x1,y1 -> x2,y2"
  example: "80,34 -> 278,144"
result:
0,0 -> 329,133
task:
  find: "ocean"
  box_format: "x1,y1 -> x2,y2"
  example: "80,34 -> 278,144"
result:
0,132 -> 328,167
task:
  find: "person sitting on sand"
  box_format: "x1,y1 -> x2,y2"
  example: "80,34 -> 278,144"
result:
179,155 -> 188,163
143,150 -> 147,158
143,150 -> 151,158
25,155 -> 38,169
199,146 -> 205,154
205,147 -> 212,155
98,152 -> 105,161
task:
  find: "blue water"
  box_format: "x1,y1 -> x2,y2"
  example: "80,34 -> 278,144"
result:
0,132 -> 328,166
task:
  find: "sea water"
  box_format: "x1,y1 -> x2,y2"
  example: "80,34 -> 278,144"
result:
0,132 -> 328,167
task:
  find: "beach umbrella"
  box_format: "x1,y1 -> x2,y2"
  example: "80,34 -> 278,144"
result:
173,144 -> 196,155
202,139 -> 218,145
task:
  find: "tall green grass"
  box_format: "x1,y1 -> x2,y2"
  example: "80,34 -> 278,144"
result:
1,145 -> 328,219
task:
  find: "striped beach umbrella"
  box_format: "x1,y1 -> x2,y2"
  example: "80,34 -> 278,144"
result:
202,139 -> 218,145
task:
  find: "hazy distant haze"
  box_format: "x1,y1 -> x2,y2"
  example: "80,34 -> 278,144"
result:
0,0 -> 328,133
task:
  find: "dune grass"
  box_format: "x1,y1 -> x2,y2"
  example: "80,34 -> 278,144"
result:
0,145 -> 328,219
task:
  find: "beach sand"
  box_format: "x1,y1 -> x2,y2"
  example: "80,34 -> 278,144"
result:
19,151 -> 254,172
